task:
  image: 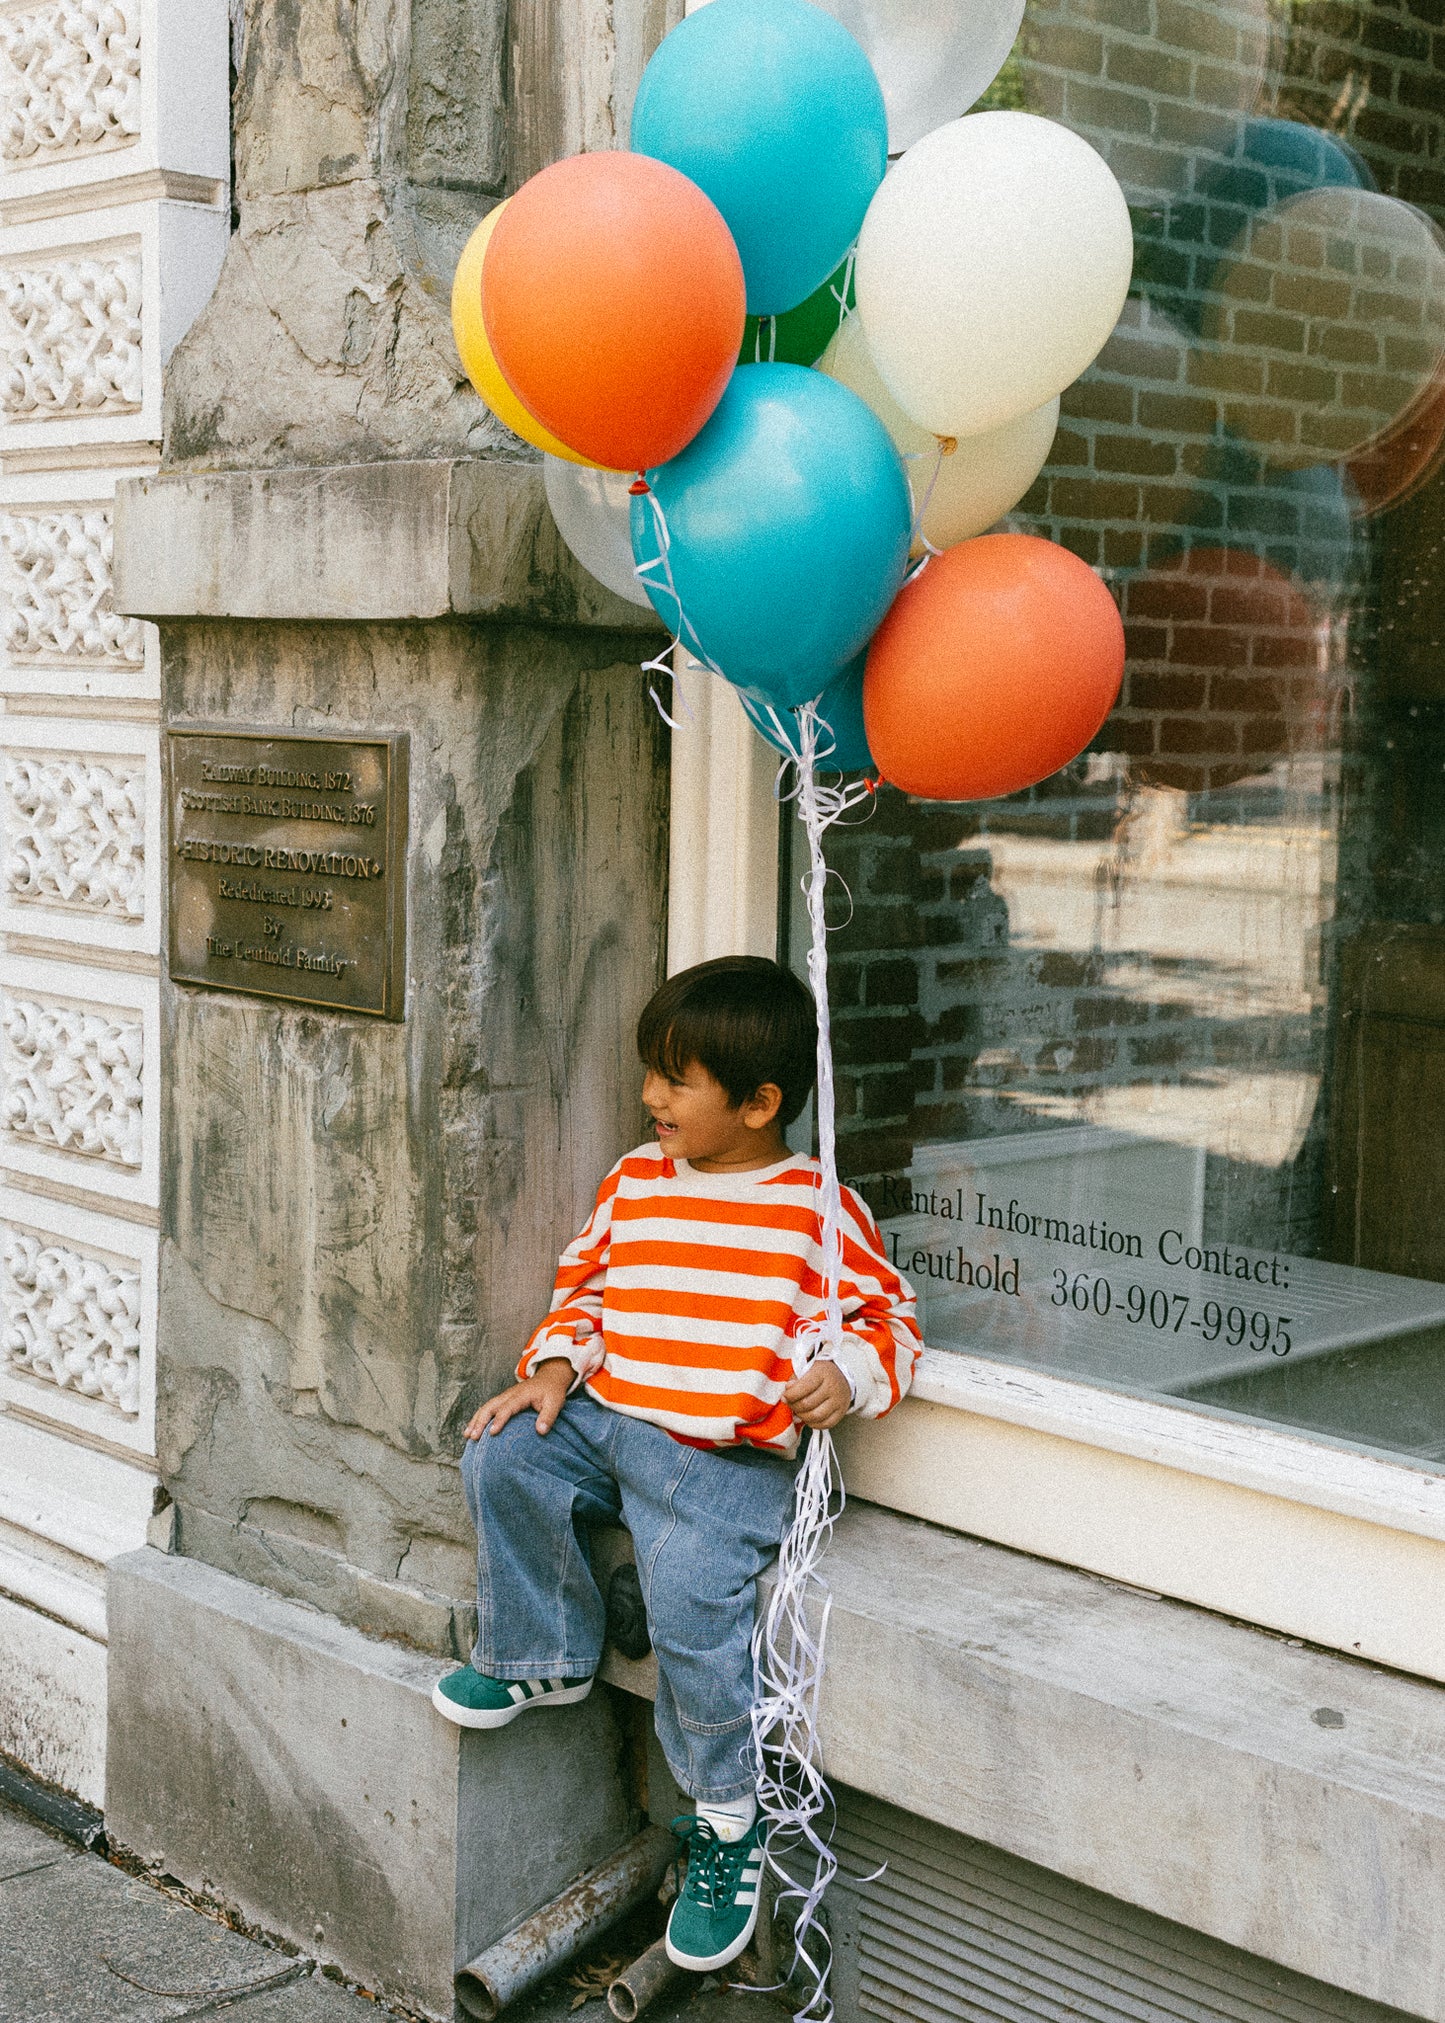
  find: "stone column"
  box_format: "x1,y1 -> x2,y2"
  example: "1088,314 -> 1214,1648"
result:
98,4 -> 678,2013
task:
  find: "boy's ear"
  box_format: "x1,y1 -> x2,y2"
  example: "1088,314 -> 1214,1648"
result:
744,1081 -> 784,1129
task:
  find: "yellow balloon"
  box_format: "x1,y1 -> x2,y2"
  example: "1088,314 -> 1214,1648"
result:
451,204 -> 599,467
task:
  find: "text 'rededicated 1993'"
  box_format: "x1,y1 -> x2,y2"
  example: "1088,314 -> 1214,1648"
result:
167,729 -> 408,1019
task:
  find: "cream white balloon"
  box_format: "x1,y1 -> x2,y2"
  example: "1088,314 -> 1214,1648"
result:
811,0 -> 1025,153
855,111 -> 1134,438
543,457 -> 653,608
820,314 -> 1058,553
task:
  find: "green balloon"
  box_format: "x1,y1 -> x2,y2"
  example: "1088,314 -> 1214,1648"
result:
738,254 -> 856,368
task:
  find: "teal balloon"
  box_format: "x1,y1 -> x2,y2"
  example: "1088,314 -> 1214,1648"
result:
631,364 -> 910,711
630,0 -> 887,317
742,658 -> 874,771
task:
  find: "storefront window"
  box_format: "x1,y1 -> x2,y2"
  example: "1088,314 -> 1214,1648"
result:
795,0 -> 1445,1470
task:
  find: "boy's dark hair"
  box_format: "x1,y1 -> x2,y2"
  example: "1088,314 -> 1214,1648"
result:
637,957 -> 818,1126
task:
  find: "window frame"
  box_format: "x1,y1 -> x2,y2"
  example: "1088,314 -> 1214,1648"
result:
670,676 -> 1445,1686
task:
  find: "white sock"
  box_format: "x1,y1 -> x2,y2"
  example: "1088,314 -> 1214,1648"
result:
696,1791 -> 758,1843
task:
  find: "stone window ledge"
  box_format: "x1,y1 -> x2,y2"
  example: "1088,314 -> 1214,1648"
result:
111,458 -> 667,633
607,1499 -> 1445,2023
110,1499 -> 1445,2019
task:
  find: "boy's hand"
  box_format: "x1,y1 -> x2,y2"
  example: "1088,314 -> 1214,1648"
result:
464,1357 -> 574,1440
785,1358 -> 851,1431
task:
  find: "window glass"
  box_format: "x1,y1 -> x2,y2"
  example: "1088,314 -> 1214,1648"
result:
799,0 -> 1445,1469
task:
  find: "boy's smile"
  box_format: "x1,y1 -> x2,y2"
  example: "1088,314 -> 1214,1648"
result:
642,1061 -> 789,1172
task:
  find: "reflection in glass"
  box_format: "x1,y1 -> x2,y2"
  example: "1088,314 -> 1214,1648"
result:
805,0 -> 1445,1472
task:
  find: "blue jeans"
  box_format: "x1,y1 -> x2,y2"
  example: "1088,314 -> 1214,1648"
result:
461,1391 -> 798,1803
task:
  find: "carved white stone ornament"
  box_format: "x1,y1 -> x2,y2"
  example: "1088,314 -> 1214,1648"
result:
1,990 -> 142,1165
1,509 -> 145,663
4,751 -> 145,917
0,1 -> 141,164
0,251 -> 142,416
1,1222 -> 140,1413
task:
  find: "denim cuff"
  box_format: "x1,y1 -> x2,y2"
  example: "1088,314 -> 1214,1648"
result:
661,1740 -> 760,1807
469,1648 -> 599,1681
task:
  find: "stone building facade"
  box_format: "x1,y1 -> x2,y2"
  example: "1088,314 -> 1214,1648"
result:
6,4 -> 1445,2023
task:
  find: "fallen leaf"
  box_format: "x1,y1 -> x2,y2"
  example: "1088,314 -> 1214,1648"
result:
565,1953 -> 625,2002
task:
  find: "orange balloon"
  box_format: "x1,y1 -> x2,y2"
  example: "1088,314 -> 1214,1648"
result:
451,202 -> 600,465
864,534 -> 1124,802
482,152 -> 745,473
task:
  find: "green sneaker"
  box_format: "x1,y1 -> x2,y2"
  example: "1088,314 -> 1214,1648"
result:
664,1814 -> 766,1972
430,1665 -> 593,1730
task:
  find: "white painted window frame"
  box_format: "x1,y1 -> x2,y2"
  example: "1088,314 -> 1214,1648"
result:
666,657 -> 781,974
668,676 -> 1445,1686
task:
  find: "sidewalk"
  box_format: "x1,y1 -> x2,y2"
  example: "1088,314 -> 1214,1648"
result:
0,1798 -> 794,2023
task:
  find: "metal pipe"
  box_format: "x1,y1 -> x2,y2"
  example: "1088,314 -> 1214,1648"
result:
454,1825 -> 675,2022
606,1937 -> 685,2021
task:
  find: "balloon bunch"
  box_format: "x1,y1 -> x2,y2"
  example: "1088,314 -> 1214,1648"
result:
452,0 -> 1133,805
452,6 -> 1134,2015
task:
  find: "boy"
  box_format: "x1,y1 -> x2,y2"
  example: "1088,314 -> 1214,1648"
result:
433,956 -> 920,1972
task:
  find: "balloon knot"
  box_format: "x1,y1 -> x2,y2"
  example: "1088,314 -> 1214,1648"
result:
628,476 -> 650,495
937,436 -> 958,457
864,774 -> 880,796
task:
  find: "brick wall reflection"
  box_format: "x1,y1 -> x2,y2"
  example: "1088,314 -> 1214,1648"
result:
1112,545 -> 1337,793
824,0 -> 1445,1261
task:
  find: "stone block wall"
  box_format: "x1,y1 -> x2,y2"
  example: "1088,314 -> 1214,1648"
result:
154,613 -> 667,1657
135,0 -> 675,1654
165,0 -> 681,472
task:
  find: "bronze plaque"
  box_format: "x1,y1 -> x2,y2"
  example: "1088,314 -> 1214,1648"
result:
168,727 -> 408,1018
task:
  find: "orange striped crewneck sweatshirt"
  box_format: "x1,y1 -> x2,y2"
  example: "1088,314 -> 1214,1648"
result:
518,1143 -> 922,1458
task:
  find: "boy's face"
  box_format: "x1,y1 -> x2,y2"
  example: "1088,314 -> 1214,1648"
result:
642,1060 -> 785,1170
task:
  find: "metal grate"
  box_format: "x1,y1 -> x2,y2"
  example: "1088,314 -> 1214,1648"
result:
827,1791 -> 1418,2023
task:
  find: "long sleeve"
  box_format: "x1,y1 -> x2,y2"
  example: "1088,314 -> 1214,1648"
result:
515,1160 -> 623,1383
818,1185 -> 922,1419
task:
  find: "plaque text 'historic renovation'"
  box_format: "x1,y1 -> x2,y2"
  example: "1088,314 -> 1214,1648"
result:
168,728 -> 408,1018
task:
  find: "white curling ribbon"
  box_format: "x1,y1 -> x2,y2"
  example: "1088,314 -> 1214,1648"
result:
634,593 -> 868,2012
748,699 -> 874,2023
634,486 -> 730,728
